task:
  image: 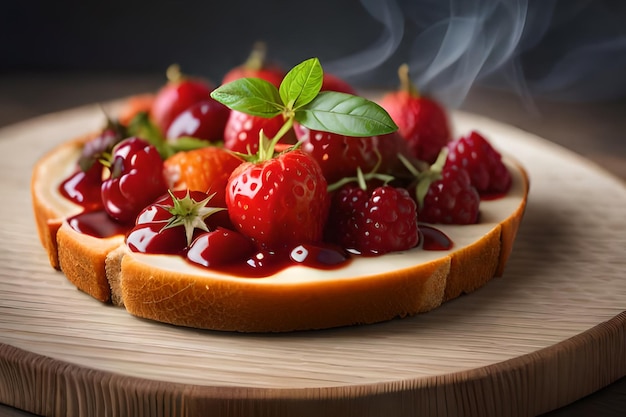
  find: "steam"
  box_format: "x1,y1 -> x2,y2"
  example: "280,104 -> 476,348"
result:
324,0 -> 405,76
326,0 -> 626,107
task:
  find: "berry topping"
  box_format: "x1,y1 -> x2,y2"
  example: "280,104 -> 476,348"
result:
295,126 -> 410,184
163,146 -> 243,208
446,130 -> 512,195
327,182 -> 419,255
187,227 -> 256,268
150,65 -> 214,134
100,137 -> 167,223
128,189 -> 226,254
379,64 -> 451,164
408,150 -> 480,225
211,57 -> 397,251
224,111 -> 296,154
222,41 -> 285,88
321,73 -> 356,95
165,99 -> 230,142
226,149 -> 329,250
419,164 -> 480,225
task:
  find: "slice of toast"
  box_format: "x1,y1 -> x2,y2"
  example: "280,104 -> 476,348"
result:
31,134 -> 528,332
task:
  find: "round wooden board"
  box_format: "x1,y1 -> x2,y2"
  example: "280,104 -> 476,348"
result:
1,103 -> 625,417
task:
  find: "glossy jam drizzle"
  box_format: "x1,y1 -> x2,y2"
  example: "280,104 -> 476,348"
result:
187,242 -> 351,278
420,225 -> 453,251
57,160 -> 508,278
67,210 -> 131,238
59,168 -> 104,211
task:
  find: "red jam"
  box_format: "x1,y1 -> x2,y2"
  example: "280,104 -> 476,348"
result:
419,225 -> 453,251
67,210 -> 131,238
187,242 -> 351,278
59,166 -> 104,211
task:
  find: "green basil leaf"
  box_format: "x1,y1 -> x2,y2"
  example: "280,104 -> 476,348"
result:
210,78 -> 283,118
294,91 -> 398,137
279,57 -> 323,110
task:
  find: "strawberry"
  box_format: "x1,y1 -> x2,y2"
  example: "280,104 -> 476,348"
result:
127,190 -> 226,254
165,98 -> 230,142
379,64 -> 451,164
222,42 -> 285,88
150,65 -> 214,135
321,73 -> 356,94
101,137 -> 168,223
326,183 -> 419,255
226,149 -> 329,250
445,130 -> 512,195
224,110 -> 296,154
295,125 -> 410,184
212,57 -> 400,253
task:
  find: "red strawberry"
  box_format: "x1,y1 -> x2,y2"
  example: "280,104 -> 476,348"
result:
326,184 -> 419,255
224,110 -> 296,154
321,73 -> 356,94
446,130 -> 512,195
150,65 -> 214,134
101,137 -> 167,223
379,64 -> 451,164
165,99 -> 230,142
418,164 -> 480,225
222,42 -> 285,88
127,189 -> 226,254
295,125 -> 410,184
226,149 -> 329,250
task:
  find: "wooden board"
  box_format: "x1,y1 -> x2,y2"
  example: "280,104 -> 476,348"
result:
1,103 -> 625,417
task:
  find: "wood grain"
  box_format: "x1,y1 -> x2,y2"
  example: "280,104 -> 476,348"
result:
1,104 -> 625,416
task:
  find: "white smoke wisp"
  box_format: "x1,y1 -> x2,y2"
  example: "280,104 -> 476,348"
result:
328,0 -> 626,107
407,0 -> 529,107
323,0 -> 405,76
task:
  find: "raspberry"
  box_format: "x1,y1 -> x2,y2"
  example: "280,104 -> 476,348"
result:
446,131 -> 511,195
325,184 -> 368,250
418,164 -> 480,225
327,185 -> 419,255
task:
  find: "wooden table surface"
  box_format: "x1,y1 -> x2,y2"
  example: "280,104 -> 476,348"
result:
0,73 -> 624,417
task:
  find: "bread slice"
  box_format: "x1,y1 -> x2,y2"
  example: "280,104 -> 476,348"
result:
31,134 -> 528,332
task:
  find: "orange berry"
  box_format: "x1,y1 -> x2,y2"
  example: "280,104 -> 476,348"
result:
164,147 -> 243,207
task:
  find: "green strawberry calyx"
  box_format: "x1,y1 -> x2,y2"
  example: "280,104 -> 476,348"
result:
160,190 -> 226,246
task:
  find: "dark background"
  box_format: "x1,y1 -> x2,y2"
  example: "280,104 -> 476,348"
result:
2,0 -> 626,106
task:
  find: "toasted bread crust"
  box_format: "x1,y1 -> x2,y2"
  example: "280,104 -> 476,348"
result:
121,254 -> 451,332
30,134 -> 96,269
57,223 -> 123,303
31,134 -> 529,332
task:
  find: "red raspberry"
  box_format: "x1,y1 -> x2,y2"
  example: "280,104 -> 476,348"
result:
327,185 -> 419,255
418,165 -> 480,225
446,131 -> 511,195
325,184 -> 368,249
